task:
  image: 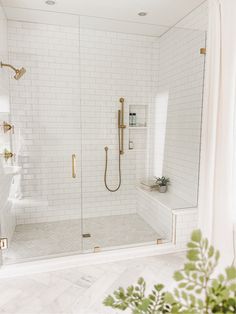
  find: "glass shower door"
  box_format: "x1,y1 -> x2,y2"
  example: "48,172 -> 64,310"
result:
1,16 -> 83,264
79,17 -> 164,253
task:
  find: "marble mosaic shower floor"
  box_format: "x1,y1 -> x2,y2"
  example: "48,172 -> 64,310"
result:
3,214 -> 161,264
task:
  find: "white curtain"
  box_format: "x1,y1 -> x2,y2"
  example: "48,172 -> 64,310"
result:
199,0 -> 236,267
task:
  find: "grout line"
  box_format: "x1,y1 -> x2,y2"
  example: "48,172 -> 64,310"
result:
160,0 -> 207,38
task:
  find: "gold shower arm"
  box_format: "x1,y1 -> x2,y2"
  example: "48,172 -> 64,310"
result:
1,62 -> 18,72
1,61 -> 26,80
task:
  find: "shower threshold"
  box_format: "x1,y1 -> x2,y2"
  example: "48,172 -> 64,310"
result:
0,241 -> 177,278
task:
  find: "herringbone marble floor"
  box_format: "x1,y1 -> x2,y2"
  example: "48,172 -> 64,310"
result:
0,252 -> 185,314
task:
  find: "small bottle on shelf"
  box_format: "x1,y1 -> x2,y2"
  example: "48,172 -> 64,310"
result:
129,140 -> 134,150
129,113 -> 133,126
132,113 -> 137,126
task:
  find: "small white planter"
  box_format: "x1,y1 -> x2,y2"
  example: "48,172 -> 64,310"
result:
159,185 -> 167,193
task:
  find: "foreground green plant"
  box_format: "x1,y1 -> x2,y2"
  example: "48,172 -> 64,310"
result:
104,230 -> 236,313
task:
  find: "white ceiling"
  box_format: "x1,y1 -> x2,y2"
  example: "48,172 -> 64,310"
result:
1,0 -> 206,36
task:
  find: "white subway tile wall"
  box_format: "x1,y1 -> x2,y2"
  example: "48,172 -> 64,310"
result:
137,189 -> 172,241
149,2 -> 208,205
173,209 -> 198,248
80,28 -> 157,218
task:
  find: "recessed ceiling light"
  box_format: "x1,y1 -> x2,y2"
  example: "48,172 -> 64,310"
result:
138,12 -> 147,16
45,0 -> 56,5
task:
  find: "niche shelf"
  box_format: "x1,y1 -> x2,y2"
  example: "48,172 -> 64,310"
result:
128,104 -> 148,151
129,126 -> 147,130
129,104 -> 148,128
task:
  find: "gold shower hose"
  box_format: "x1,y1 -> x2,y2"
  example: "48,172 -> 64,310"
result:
104,128 -> 122,192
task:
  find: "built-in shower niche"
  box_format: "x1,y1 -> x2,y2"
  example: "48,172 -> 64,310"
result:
128,105 -> 148,151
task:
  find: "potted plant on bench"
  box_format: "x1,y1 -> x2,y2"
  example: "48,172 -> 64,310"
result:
155,176 -> 170,193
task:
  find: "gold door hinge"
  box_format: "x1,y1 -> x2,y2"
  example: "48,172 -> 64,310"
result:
0,238 -> 8,250
94,246 -> 101,253
200,48 -> 206,55
157,238 -> 163,245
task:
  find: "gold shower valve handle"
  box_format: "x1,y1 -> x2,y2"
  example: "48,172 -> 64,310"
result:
1,149 -> 14,161
2,121 -> 14,133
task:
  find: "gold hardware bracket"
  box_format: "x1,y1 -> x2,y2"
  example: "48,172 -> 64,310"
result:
200,48 -> 206,55
0,238 -> 8,250
82,233 -> 91,238
3,122 -> 14,133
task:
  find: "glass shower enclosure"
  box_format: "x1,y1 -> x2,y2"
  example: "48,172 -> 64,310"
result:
0,11 -> 206,264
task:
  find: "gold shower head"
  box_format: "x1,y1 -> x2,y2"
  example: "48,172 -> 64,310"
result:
14,67 -> 26,80
1,61 -> 26,80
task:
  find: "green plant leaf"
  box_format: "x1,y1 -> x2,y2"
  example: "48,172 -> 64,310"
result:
189,294 -> 196,304
208,245 -> 214,258
181,291 -> 188,301
218,274 -> 225,282
179,282 -> 187,289
164,292 -> 175,304
187,249 -> 199,261
197,299 -> 204,308
138,277 -> 144,285
138,298 -> 150,311
154,284 -> 164,291
191,230 -> 202,243
215,250 -> 220,261
174,288 -> 179,298
174,271 -> 184,281
187,242 -> 199,249
103,295 -> 115,306
184,263 -> 196,271
226,266 -> 236,281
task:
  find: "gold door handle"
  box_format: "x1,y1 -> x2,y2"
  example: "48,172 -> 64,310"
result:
72,154 -> 76,178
